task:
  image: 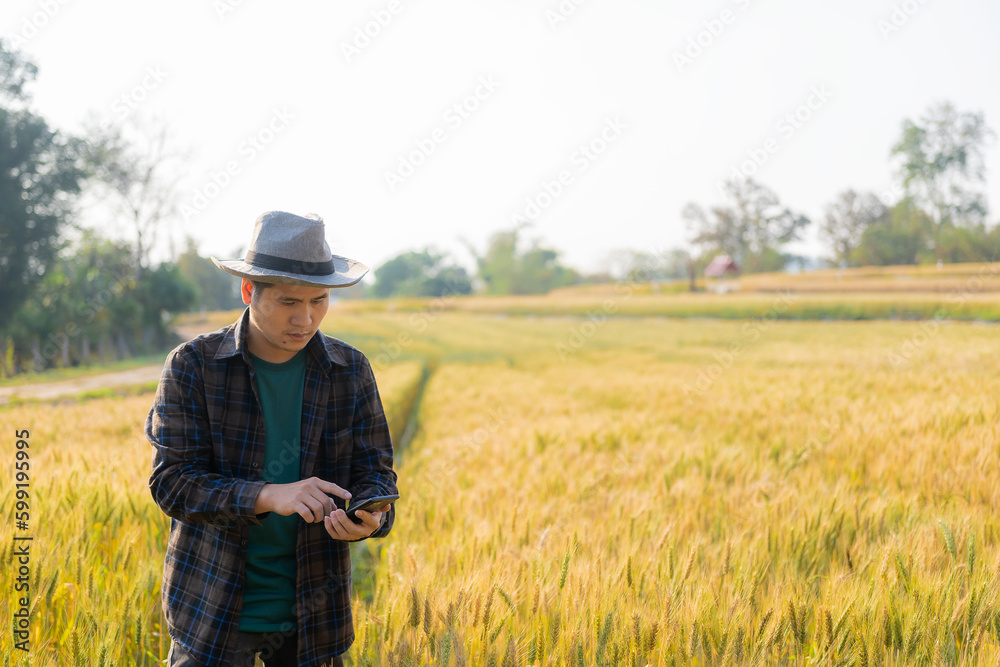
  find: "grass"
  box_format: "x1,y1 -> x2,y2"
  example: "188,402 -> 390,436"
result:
0,359 -> 425,666
338,315 -> 1000,665
0,353 -> 168,388
3,310 -> 1000,664
333,288 -> 1000,322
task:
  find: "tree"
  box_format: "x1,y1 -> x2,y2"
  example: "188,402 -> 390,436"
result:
684,178 -> 810,272
820,190 -> 889,266
371,249 -> 472,298
7,231 -> 137,372
851,198 -> 934,266
891,101 -> 995,255
605,248 -> 690,281
934,222 -> 1000,264
0,40 -> 84,331
176,237 -> 244,312
469,229 -> 579,295
81,116 -> 182,274
6,229 -> 198,374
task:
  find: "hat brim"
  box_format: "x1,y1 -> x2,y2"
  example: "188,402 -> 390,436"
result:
210,255 -> 369,288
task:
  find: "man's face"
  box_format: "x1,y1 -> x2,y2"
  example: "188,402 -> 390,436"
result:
241,279 -> 330,363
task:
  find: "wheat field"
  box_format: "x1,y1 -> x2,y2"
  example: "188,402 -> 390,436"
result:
3,310 -> 1000,665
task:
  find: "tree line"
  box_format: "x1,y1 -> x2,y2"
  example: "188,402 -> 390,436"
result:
1,36 -> 996,376
0,41 -> 203,377
368,101 -> 997,296
681,101 -> 995,274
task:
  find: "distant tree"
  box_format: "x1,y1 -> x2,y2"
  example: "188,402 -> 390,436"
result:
469,229 -> 579,295
684,178 -> 809,272
934,222 -> 999,264
851,198 -> 934,266
81,116 -> 182,274
891,101 -> 995,255
474,230 -> 518,295
820,190 -> 889,266
0,40 -> 84,331
749,247 -> 788,273
8,231 -> 137,372
605,248 -> 691,282
176,237 -> 244,311
138,263 -> 198,335
371,249 -> 472,298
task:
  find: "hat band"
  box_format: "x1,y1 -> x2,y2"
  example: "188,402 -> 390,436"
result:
245,250 -> 336,276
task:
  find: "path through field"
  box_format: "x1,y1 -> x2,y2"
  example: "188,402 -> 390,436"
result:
0,323 -> 211,404
0,364 -> 165,403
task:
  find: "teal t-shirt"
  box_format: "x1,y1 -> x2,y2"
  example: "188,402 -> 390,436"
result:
239,348 -> 306,632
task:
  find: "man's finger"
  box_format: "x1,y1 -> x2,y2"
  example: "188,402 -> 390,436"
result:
323,515 -> 346,540
326,509 -> 375,541
303,495 -> 328,523
326,513 -> 359,540
313,478 -> 351,500
295,502 -> 317,523
353,510 -> 382,530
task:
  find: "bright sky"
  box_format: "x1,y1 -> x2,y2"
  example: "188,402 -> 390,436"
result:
4,0 -> 1000,277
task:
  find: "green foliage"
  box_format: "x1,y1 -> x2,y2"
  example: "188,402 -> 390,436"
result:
0,40 -> 84,330
684,178 -> 810,272
371,249 -> 472,299
5,231 -> 196,375
891,101 -> 994,234
934,223 -> 1000,264
821,189 -> 889,266
471,228 -> 579,295
138,263 -> 198,330
176,237 -> 244,311
851,198 -> 934,266
743,246 -> 787,273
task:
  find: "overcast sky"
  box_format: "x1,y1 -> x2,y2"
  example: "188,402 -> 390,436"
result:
4,0 -> 1000,276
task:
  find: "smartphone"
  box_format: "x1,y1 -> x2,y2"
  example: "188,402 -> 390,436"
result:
346,494 -> 399,524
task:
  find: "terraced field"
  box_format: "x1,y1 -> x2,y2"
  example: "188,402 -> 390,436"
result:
3,309 -> 1000,665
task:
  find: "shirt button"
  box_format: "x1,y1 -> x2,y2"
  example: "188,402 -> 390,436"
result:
241,540 -> 248,548
252,462 -> 259,468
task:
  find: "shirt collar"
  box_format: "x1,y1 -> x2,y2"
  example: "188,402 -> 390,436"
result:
214,307 -> 348,368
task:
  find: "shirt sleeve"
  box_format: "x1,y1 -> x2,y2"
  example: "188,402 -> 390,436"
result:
146,345 -> 268,526
348,356 -> 399,540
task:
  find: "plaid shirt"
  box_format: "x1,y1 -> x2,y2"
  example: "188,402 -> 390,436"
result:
146,308 -> 397,667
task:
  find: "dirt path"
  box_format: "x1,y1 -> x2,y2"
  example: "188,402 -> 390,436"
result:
0,365 -> 166,403
0,323 -> 213,404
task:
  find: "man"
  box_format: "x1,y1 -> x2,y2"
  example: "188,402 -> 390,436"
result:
146,211 -> 398,667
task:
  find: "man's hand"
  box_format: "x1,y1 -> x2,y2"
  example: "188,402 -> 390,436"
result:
254,477 -> 351,523
324,504 -> 391,542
